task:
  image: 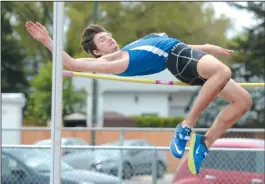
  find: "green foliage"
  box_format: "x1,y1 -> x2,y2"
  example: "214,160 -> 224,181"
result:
25,62 -> 87,125
8,2 -> 54,77
65,2 -> 231,58
228,2 -> 264,127
2,2 -> 87,125
1,2 -> 29,93
228,2 -> 264,81
131,115 -> 184,128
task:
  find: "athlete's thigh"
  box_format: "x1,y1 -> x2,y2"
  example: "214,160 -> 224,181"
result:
218,79 -> 250,102
197,54 -> 230,79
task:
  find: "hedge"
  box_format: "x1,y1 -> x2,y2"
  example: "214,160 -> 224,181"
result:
131,115 -> 184,128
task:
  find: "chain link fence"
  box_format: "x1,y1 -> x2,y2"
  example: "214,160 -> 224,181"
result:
174,148 -> 265,184
2,128 -> 265,184
2,144 -> 264,184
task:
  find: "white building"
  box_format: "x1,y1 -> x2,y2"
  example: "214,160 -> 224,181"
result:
73,69 -> 199,127
2,93 -> 26,144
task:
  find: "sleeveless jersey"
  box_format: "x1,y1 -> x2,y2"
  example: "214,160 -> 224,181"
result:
116,33 -> 181,76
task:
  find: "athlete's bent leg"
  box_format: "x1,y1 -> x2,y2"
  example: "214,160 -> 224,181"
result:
188,79 -> 252,175
204,79 -> 252,148
188,78 -> 252,175
182,54 -> 232,128
169,54 -> 231,160
183,55 -> 234,175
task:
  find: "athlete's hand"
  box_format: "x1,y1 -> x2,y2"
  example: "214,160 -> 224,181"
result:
26,21 -> 52,46
206,44 -> 234,58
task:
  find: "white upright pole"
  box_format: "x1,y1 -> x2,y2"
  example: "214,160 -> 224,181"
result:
50,2 -> 64,184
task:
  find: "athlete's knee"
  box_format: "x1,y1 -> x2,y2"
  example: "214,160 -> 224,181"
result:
217,66 -> 231,82
236,90 -> 253,115
239,92 -> 252,113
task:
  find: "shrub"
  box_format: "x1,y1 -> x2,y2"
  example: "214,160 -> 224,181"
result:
131,115 -> 184,128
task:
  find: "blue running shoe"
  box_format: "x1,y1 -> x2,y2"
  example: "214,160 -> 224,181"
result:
188,134 -> 209,175
170,123 -> 192,159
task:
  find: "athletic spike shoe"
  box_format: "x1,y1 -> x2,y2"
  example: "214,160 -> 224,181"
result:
188,134 -> 209,175
170,123 -> 192,159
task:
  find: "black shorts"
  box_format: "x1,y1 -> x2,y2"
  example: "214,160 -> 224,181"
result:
166,43 -> 208,86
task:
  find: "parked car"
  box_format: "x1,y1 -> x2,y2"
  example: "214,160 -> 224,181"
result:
172,138 -> 265,184
63,139 -> 168,179
34,137 -> 89,155
1,148 -> 120,184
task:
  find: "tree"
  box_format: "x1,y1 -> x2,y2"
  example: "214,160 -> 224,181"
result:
25,62 -> 87,126
228,2 -> 264,80
65,2 -> 232,58
188,2 -> 265,128
1,2 -> 29,93
8,2 -> 54,77
228,2 -> 265,128
3,2 -> 88,125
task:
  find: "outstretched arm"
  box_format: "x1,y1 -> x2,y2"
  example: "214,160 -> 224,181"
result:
188,44 -> 234,58
26,21 -> 127,74
42,36 -> 127,74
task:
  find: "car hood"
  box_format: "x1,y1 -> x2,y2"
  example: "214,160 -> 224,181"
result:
40,169 -> 119,184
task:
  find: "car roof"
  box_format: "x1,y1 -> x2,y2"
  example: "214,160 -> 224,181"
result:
35,139 -> 67,144
3,148 -> 46,160
212,138 -> 264,148
34,137 -> 86,145
103,139 -> 148,146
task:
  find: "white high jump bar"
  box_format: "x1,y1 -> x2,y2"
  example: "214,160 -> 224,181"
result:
50,2 -> 64,184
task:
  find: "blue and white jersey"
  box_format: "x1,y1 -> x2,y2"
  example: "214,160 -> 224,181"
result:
117,33 -> 181,76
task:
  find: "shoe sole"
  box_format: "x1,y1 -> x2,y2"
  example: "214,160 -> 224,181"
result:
188,134 -> 197,175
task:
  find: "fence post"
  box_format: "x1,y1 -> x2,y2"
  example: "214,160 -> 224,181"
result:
152,147 -> 157,184
118,128 -> 124,183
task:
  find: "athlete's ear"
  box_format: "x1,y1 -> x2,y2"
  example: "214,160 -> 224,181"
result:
92,49 -> 101,57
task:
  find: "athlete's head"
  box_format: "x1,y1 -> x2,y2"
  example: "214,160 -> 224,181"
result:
81,24 -> 119,58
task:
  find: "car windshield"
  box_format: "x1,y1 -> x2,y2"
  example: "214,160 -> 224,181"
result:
11,149 -> 73,172
201,150 -> 264,173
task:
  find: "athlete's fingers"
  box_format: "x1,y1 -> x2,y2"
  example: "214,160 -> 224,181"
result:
26,25 -> 35,33
219,48 -> 233,58
27,27 -> 36,37
29,21 -> 41,33
31,22 -> 39,30
224,51 -> 231,58
36,22 -> 45,29
35,22 -> 48,35
25,23 -> 30,29
31,22 -> 45,36
36,22 -> 45,30
27,25 -> 38,35
226,49 -> 234,53
26,21 -> 33,29
35,22 -> 45,34
28,21 -> 37,31
35,22 -> 42,29
26,28 -> 36,38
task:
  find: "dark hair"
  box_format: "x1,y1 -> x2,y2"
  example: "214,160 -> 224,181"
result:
81,24 -> 107,58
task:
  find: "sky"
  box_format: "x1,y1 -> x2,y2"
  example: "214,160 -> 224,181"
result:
211,2 -> 257,38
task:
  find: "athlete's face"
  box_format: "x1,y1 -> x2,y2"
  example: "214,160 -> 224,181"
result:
92,32 -> 119,57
